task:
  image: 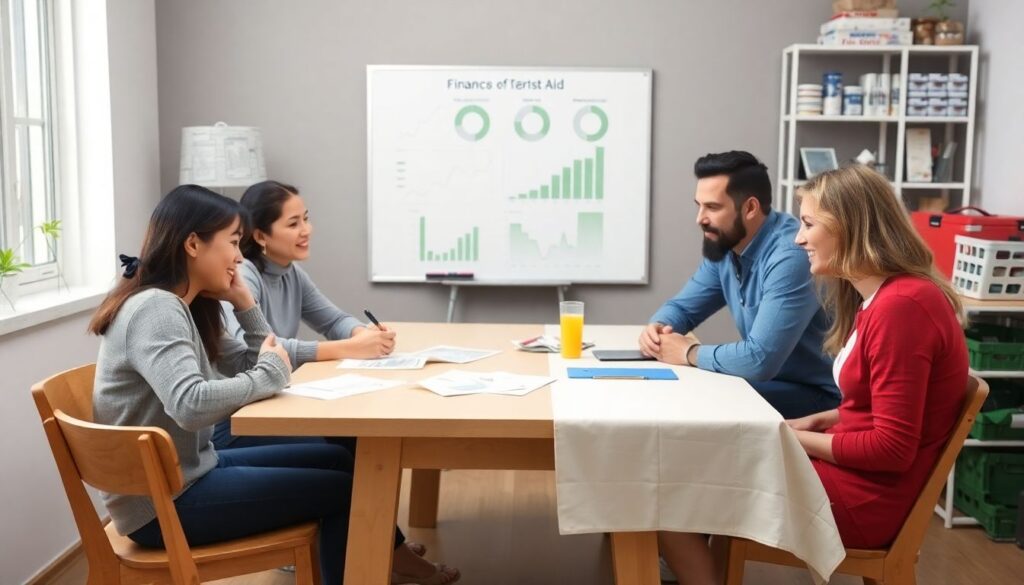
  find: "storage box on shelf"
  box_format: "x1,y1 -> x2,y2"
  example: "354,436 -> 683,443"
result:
911,208 -> 1024,278
953,236 -> 1024,301
970,409 -> 1024,441
954,485 -> 1019,541
778,44 -> 978,214
934,297 -> 1024,529
956,449 -> 1024,508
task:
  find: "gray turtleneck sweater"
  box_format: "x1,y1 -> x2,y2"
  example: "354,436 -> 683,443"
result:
222,258 -> 365,367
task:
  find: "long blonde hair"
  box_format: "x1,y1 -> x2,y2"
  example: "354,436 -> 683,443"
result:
798,165 -> 964,355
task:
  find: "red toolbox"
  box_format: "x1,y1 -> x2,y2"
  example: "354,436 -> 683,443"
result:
911,207 -> 1024,278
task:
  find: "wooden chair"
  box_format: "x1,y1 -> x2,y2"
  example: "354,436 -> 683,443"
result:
32,364 -> 322,585
721,375 -> 989,585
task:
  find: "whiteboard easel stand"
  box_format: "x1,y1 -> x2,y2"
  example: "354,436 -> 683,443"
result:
438,280 -> 571,323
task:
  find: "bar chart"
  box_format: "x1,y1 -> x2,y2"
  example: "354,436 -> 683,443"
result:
418,216 -> 480,262
515,146 -> 605,201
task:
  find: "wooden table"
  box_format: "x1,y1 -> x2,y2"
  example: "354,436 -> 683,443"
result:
233,322 -> 662,585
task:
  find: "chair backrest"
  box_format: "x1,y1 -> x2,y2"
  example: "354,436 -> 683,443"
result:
33,365 -> 200,585
31,363 -> 96,422
887,374 -> 988,559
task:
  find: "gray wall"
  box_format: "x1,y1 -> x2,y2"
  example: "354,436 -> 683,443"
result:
1,1 -> 161,583
155,0 -> 960,344
969,0 -> 1024,216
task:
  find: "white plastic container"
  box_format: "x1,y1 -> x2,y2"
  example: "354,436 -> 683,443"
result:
843,85 -> 863,115
953,236 -> 1024,300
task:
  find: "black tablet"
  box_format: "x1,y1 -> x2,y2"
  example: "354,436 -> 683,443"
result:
592,349 -> 656,361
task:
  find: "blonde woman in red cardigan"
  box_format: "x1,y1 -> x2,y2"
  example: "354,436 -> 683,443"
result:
658,165 -> 968,585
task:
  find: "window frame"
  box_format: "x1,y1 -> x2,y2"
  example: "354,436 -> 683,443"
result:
0,0 -> 63,292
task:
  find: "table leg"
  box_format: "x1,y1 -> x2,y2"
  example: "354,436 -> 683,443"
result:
344,437 -> 403,585
610,531 -> 660,585
408,469 -> 441,528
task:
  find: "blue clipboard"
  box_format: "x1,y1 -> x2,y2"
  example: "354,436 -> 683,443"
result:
566,367 -> 679,381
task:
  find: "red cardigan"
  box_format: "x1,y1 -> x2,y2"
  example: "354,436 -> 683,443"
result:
813,275 -> 968,548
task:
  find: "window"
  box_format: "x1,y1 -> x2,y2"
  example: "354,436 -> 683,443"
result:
0,0 -> 59,284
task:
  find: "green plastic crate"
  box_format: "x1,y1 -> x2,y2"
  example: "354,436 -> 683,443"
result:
955,449 -> 1024,507
965,324 -> 1024,371
982,380 -> 1024,412
969,408 -> 1024,441
954,485 -> 1018,541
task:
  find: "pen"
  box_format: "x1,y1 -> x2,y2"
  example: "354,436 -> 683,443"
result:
363,309 -> 388,331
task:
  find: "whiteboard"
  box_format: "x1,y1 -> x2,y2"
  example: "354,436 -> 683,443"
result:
367,66 -> 651,283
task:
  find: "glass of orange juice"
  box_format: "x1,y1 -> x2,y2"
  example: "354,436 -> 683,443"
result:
559,301 -> 585,359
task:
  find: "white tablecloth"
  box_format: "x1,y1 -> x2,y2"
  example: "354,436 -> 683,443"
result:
548,325 -> 845,584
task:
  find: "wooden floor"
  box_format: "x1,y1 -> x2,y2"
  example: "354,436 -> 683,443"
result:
47,469 -> 1024,585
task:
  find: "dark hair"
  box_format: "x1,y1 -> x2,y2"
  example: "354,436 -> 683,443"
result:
88,185 -> 242,363
694,151 -> 772,215
239,180 -> 300,271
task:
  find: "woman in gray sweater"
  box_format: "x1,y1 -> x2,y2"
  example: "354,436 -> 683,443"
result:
88,185 -> 357,584
217,180 -> 461,584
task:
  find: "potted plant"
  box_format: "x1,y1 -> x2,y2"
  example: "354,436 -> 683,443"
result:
38,219 -> 70,292
929,0 -> 964,45
0,248 -> 29,310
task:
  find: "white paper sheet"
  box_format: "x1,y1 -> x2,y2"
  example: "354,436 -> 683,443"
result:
284,374 -> 403,400
418,370 -> 555,397
408,345 -> 502,364
337,356 -> 428,370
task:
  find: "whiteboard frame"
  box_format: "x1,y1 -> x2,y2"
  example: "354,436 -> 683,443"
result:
366,65 -> 653,284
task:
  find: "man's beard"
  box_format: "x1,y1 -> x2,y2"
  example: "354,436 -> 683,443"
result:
701,215 -> 747,262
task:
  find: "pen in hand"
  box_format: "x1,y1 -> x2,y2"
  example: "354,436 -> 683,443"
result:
363,309 -> 389,331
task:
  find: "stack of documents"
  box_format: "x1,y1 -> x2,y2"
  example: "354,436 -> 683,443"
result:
512,335 -> 595,353
418,370 -> 555,397
338,345 -> 501,370
284,374 -> 404,400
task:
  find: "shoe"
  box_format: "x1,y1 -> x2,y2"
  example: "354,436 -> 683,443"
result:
391,562 -> 460,585
406,542 -> 428,557
659,556 -> 678,582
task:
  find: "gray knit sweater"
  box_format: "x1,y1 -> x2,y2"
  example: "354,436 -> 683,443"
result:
222,258 -> 364,367
93,288 -> 290,535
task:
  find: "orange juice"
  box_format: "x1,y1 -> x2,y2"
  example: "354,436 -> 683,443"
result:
560,313 -> 584,358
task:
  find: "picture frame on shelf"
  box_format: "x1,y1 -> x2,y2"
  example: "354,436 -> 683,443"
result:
799,147 -> 839,179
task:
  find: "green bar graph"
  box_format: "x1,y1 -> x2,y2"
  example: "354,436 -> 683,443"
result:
573,160 -> 582,198
419,217 -> 426,261
419,216 -> 480,263
584,158 -> 594,199
513,147 -> 606,204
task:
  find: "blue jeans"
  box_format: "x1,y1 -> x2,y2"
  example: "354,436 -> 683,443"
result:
749,379 -> 841,419
212,418 -> 358,460
129,443 -> 352,585
209,420 -> 404,546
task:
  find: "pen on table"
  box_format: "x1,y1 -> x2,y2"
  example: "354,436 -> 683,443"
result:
519,335 -> 542,345
363,309 -> 389,331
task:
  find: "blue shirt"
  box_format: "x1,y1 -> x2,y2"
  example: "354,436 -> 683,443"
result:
651,211 -> 837,395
